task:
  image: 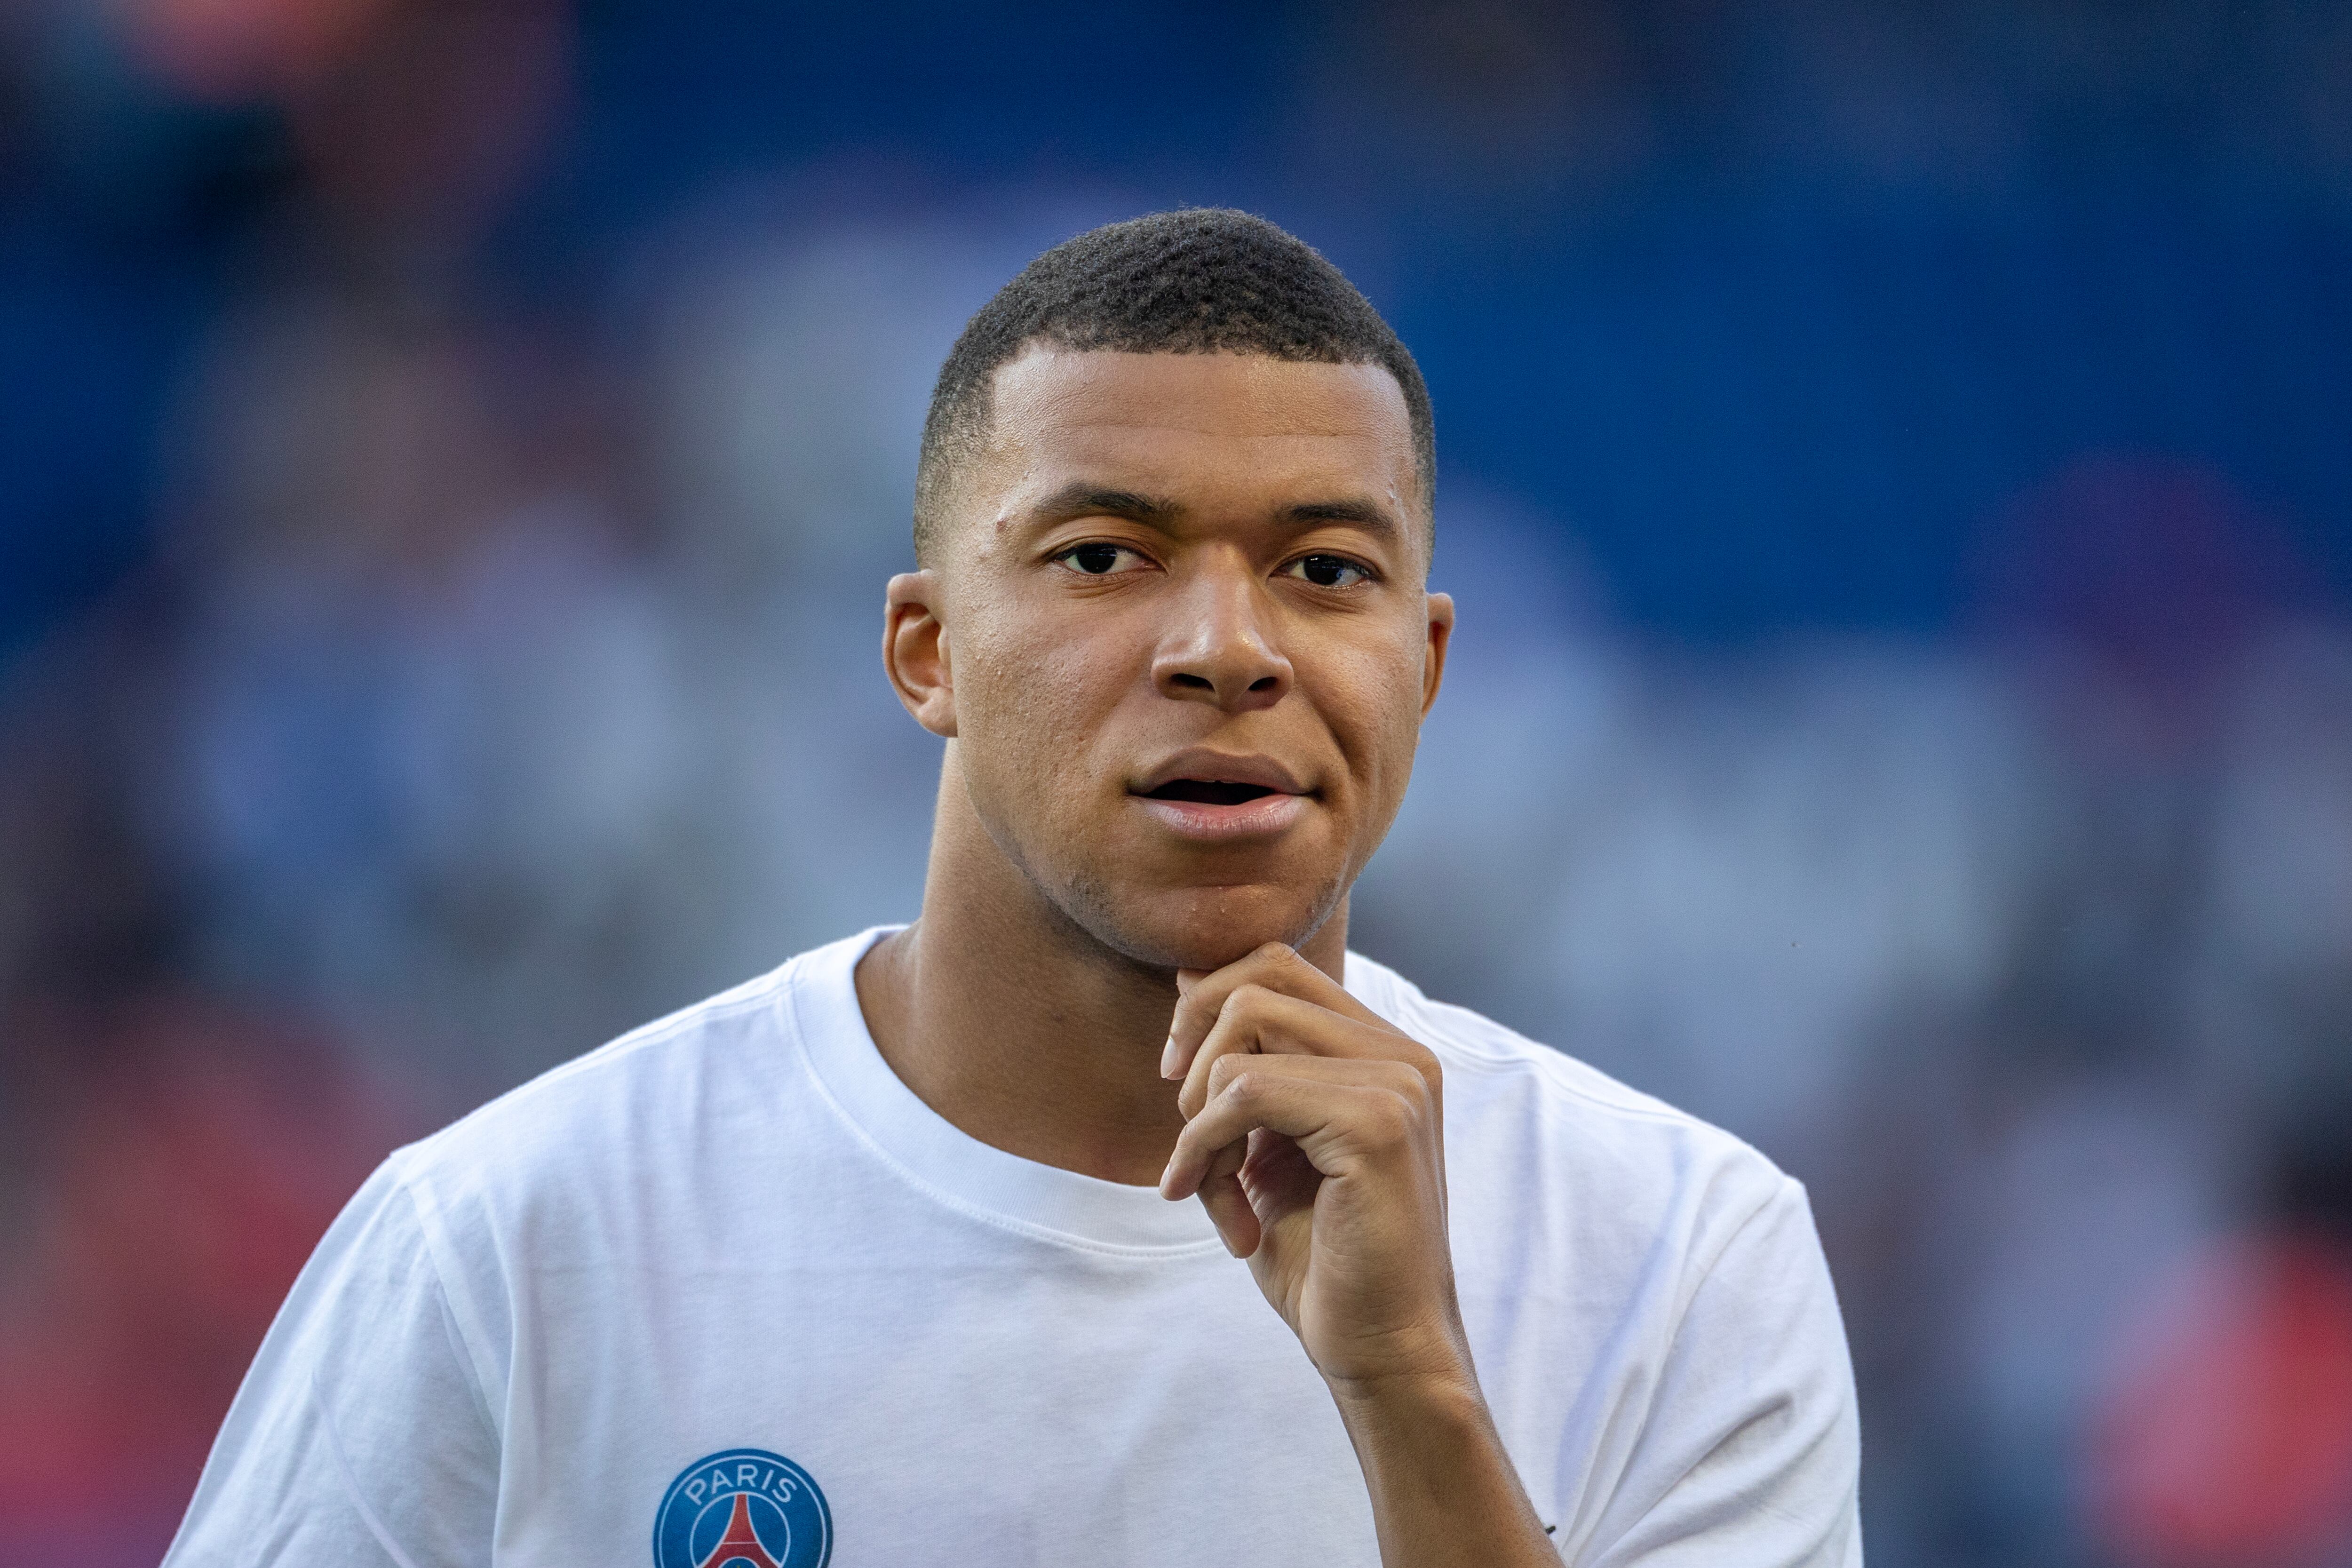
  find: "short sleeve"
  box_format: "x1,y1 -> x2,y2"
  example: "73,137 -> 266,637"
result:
1582,1178 -> 1864,1568
162,1158 -> 502,1568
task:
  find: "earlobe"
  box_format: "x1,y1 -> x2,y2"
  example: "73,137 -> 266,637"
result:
883,571 -> 958,738
1421,591 -> 1455,717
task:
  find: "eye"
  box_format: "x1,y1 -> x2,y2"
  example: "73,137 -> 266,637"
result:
1053,541 -> 1150,576
1283,554 -> 1373,589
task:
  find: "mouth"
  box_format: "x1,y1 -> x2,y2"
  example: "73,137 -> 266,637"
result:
1129,753 -> 1314,841
1139,779 -> 1284,806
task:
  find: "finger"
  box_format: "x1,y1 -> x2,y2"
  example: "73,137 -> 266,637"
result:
1168,943 -> 1373,1064
1179,987 -> 1428,1120
1182,1030 -> 1424,1122
1194,1140 -> 1259,1258
1160,1073 -> 1413,1198
1190,1056 -> 1446,1216
1200,1051 -> 1427,1092
1163,942 -> 1388,1081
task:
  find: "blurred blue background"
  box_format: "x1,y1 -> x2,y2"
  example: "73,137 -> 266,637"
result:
3,3 -> 2351,1565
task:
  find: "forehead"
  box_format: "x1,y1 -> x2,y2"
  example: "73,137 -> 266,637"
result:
973,348 -> 1421,523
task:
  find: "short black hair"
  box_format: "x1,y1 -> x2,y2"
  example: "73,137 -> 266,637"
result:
914,208 -> 1435,560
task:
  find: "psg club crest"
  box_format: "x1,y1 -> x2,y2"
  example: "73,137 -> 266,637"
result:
654,1449 -> 833,1568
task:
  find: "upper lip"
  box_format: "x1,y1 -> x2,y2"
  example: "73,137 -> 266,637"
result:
1131,749 -> 1311,797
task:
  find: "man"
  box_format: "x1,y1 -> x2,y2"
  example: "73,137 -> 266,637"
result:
165,209 -> 1861,1567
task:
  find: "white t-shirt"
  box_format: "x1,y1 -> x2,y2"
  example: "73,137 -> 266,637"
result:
163,929 -> 1861,1567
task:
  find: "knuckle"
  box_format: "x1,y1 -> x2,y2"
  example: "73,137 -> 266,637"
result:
1367,1095 -> 1412,1142
1231,980 -> 1272,1008
1224,984 -> 1274,1026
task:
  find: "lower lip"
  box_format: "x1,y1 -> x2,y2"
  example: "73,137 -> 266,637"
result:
1132,792 -> 1311,841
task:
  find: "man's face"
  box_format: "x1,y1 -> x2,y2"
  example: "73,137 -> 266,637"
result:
897,347 -> 1451,971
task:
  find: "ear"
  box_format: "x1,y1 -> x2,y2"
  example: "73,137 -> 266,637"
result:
883,571 -> 957,737
1420,590 -> 1454,718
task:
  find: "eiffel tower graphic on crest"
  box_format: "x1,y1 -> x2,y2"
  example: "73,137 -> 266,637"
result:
698,1490 -> 785,1568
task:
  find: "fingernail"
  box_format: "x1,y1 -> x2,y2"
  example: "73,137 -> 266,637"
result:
1159,1035 -> 1180,1079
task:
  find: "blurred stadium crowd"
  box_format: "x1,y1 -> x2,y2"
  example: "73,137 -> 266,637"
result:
2,2 -> 2350,1566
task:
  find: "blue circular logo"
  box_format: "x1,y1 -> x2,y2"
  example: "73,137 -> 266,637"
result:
653,1449 -> 832,1568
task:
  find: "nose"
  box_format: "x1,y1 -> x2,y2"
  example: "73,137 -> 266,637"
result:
1152,558 -> 1294,713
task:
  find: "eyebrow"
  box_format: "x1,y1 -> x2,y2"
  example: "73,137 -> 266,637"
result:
1030,484 -> 1183,526
1027,483 -> 1405,543
1280,498 -> 1404,542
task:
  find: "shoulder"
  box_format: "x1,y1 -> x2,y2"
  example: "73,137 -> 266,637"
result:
1344,951 -> 1798,1260
382,936 -> 854,1224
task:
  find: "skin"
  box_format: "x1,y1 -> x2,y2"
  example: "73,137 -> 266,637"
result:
858,346 -> 1556,1566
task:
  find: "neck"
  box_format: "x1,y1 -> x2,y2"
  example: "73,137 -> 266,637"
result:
856,751 -> 1349,1186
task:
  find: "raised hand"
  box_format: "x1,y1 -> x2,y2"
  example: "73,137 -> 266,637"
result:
1157,944 -> 1557,1566
1156,942 -> 1465,1392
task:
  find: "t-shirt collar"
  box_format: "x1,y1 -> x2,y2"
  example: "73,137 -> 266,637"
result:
786,926 -> 1391,1256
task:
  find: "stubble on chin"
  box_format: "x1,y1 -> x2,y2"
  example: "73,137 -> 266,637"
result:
1047,858 -> 1353,974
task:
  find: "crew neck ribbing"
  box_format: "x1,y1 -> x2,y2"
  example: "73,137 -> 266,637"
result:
783,927 -> 1402,1256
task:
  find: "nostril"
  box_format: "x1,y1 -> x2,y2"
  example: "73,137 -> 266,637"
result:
1170,673 -> 1214,690
1248,676 -> 1280,692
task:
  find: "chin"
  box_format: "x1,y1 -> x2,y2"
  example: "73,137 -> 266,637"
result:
1057,872 -> 1347,973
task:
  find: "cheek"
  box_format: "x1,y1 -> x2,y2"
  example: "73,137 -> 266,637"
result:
1318,629 -> 1431,804
956,609 -> 1140,785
